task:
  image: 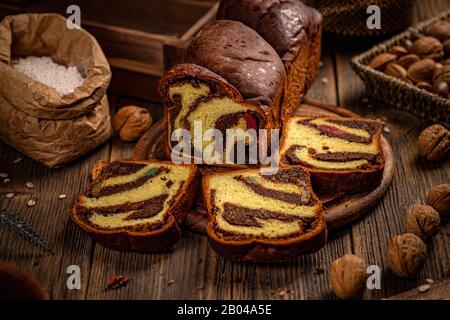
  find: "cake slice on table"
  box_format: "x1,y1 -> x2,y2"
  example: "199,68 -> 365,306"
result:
202,167 -> 326,262
71,160 -> 198,253
279,117 -> 384,195
158,63 -> 271,166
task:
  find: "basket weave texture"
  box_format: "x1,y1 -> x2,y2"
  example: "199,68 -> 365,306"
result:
305,0 -> 413,36
351,11 -> 450,127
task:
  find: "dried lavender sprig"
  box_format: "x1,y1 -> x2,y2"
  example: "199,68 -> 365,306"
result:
0,209 -> 54,255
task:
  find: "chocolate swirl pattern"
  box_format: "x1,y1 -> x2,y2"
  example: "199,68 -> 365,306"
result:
279,117 -> 385,195
73,161 -> 195,230
203,167 -> 327,261
204,168 -> 324,240
280,117 -> 383,170
71,160 -> 198,252
158,64 -> 269,165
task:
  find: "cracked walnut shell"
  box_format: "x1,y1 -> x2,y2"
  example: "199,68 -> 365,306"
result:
330,254 -> 368,300
426,184 -> 450,217
112,106 -> 153,142
404,204 -> 441,241
387,233 -> 427,278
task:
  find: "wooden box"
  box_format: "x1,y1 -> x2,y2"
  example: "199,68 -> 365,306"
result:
0,0 -> 218,102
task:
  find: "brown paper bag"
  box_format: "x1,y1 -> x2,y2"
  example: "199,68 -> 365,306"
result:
0,13 -> 112,168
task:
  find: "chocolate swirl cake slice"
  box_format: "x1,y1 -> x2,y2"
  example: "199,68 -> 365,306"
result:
280,117 -> 384,195
158,63 -> 270,165
71,160 -> 198,252
203,167 -> 326,262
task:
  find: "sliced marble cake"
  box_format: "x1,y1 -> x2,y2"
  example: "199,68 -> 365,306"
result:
280,117 -> 384,195
158,63 -> 271,165
202,167 -> 326,262
71,160 -> 198,252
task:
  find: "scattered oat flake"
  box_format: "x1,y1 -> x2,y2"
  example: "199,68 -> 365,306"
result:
168,279 -> 176,286
13,157 -> 22,164
4,178 -> 10,183
58,194 -> 67,199
6,193 -> 14,198
425,278 -> 434,284
278,289 -> 287,297
106,275 -> 129,290
417,284 -> 431,293
321,77 -> 328,84
319,61 -> 324,67
26,182 -> 34,188
383,126 -> 391,133
0,173 -> 8,178
27,199 -> 36,207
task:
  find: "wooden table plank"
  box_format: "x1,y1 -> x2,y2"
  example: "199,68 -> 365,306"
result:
333,0 -> 450,299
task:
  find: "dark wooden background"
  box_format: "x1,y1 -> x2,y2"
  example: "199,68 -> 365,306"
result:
0,0 -> 449,300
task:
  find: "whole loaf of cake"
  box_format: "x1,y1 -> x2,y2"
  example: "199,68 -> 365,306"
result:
217,0 -> 323,121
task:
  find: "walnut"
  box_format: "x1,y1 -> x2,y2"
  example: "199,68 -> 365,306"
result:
387,233 -> 427,278
432,80 -> 449,98
426,184 -> 450,217
417,124 -> 450,161
411,36 -> 444,60
404,204 -> 441,241
330,254 -> 367,300
443,39 -> 450,57
385,63 -> 408,82
425,20 -> 450,41
432,65 -> 450,83
407,59 -> 437,83
398,54 -> 420,69
389,45 -> 408,56
91,160 -> 108,181
112,106 -> 153,142
369,53 -> 397,70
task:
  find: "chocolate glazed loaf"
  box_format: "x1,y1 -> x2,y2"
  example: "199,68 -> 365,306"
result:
203,167 -> 327,262
185,20 -> 286,127
158,63 -> 271,165
217,0 -> 323,121
280,117 -> 384,195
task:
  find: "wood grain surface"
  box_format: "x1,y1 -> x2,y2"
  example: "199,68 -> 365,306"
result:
0,0 -> 449,300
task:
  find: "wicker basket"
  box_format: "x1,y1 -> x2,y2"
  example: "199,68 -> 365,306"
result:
351,11 -> 450,127
305,0 -> 413,36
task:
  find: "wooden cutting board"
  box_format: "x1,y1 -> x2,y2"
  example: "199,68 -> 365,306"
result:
132,99 -> 395,234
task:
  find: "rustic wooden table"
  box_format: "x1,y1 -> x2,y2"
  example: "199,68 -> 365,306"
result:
0,0 -> 449,300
